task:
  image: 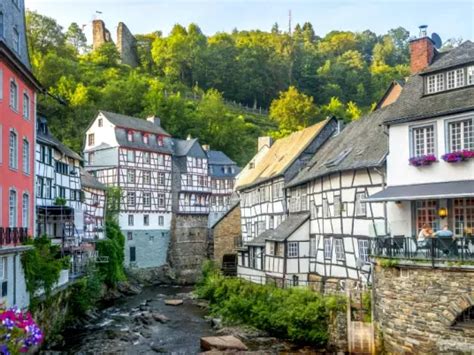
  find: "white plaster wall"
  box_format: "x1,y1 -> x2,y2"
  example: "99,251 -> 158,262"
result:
387,112 -> 474,186
119,212 -> 172,230
84,113 -> 119,150
237,266 -> 266,284
0,253 -> 29,309
387,201 -> 413,236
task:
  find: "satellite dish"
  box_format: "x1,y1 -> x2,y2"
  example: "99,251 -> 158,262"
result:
431,32 -> 442,49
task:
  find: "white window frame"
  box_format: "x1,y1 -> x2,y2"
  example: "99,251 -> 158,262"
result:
127,169 -> 136,184
468,66 -> 474,86
127,192 -> 136,207
358,239 -> 370,263
9,189 -> 17,228
22,192 -> 29,228
287,242 -> 298,258
158,216 -> 164,226
88,133 -> 94,146
128,214 -> 134,226
143,152 -> 150,164
334,238 -> 345,261
323,238 -> 332,259
447,117 -> 474,152
22,138 -> 29,175
410,124 -> 436,158
355,192 -> 367,217
143,170 -> 151,185
127,150 -> 135,162
10,79 -> 18,111
158,194 -> 165,208
22,92 -> 30,119
143,192 -> 151,207
9,130 -> 18,169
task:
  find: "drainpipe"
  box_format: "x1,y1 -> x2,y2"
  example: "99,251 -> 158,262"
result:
13,253 -> 17,305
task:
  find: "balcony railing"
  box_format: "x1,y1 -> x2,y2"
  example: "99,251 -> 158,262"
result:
372,236 -> 474,264
0,227 -> 29,246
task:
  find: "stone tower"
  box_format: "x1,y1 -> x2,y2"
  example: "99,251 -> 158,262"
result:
117,22 -> 139,67
92,19 -> 113,50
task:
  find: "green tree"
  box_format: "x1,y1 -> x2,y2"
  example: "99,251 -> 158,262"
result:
269,86 -> 318,132
26,10 -> 67,57
65,22 -> 88,53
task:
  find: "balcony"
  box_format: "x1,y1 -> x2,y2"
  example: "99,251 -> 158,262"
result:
0,227 -> 29,247
372,236 -> 474,265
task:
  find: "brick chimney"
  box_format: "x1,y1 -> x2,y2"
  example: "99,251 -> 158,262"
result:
409,25 -> 435,74
258,136 -> 273,151
146,115 -> 161,126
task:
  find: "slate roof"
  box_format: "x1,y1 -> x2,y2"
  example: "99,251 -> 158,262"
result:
207,150 -> 236,165
173,138 -> 199,157
80,170 -> 106,190
235,119 -> 332,190
264,213 -> 310,242
100,111 -> 170,136
37,119 -> 83,162
210,200 -> 240,229
115,129 -> 173,154
383,41 -> 474,125
287,108 -> 389,188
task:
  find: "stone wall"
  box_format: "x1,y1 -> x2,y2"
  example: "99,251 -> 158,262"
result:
212,205 -> 240,266
168,214 -> 209,284
373,261 -> 474,353
92,20 -> 112,50
117,22 -> 139,67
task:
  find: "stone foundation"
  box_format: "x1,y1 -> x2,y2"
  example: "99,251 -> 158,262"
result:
373,261 -> 474,353
168,214 -> 209,284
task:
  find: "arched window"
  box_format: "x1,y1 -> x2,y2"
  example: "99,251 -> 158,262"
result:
453,305 -> 474,327
22,193 -> 29,228
9,130 -> 18,169
22,138 -> 29,174
9,189 -> 17,228
10,80 -> 18,110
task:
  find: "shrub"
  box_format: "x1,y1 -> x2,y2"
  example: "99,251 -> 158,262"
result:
196,264 -> 345,345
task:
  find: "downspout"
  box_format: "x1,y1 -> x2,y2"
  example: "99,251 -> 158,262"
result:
13,253 -> 17,305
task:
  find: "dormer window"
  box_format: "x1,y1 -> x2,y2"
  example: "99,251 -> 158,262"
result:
127,130 -> 133,142
143,134 -> 149,144
157,136 -> 163,146
426,65 -> 474,94
468,66 -> 474,85
98,118 -> 103,127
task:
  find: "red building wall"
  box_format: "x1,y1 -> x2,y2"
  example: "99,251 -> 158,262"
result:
0,59 -> 36,233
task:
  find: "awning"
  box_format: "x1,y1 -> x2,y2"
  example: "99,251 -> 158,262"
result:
365,180 -> 474,202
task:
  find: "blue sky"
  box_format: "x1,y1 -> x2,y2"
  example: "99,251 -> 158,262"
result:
25,0 -> 474,43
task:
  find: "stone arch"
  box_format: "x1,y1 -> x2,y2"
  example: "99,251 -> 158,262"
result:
443,294 -> 474,326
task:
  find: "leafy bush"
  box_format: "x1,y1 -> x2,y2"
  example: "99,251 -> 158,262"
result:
67,268 -> 103,319
21,236 -> 68,298
196,261 -> 345,345
95,220 -> 126,287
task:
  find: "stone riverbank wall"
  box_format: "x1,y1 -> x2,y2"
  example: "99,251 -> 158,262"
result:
373,260 -> 474,353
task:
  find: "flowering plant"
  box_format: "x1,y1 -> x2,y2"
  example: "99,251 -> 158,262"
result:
441,150 -> 474,163
409,154 -> 437,166
0,307 -> 43,354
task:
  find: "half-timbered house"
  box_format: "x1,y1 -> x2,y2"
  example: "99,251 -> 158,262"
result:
236,118 -> 338,281
36,117 -> 84,247
84,111 -> 173,268
81,170 -> 106,240
205,147 -> 240,227
286,108 -> 391,289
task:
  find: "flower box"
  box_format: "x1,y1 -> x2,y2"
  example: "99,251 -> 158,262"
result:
409,154 -> 437,167
441,150 -> 474,163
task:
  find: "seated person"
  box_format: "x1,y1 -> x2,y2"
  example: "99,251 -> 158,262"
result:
434,225 -> 454,239
417,224 -> 433,247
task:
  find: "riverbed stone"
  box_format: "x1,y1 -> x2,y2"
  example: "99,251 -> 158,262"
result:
152,312 -> 170,323
165,299 -> 184,306
200,335 -> 248,351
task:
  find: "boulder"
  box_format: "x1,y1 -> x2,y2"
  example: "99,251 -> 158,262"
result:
152,312 -> 170,323
200,336 -> 248,351
165,299 -> 183,306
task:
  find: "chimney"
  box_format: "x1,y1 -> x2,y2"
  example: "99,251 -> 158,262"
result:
146,115 -> 161,126
409,25 -> 435,74
258,136 -> 273,151
202,144 -> 210,151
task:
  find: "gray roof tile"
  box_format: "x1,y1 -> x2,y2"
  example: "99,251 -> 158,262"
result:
100,111 -> 170,136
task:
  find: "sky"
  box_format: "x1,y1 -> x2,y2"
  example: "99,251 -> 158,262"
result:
25,0 -> 474,43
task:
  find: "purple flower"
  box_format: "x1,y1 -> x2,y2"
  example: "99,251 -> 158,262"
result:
441,150 -> 474,163
409,154 -> 437,166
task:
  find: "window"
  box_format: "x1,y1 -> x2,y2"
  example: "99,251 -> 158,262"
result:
128,214 -> 134,226
22,139 -> 29,174
143,152 -> 150,164
453,198 -> 474,237
158,216 -> 164,226
198,175 -> 206,187
358,239 -> 370,263
412,125 -> 435,157
324,238 -> 332,259
468,66 -> 474,85
355,192 -> 367,216
36,177 -> 43,198
426,75 -> 436,94
187,175 -> 193,186
98,118 -> 103,127
55,161 -> 69,175
448,119 -> 473,152
415,200 -> 438,231
267,242 -> 275,256
322,199 -> 329,218
127,192 -> 136,207
158,173 -> 165,186
129,246 -> 136,262
127,150 -> 135,163
334,196 -> 342,217
127,232 -> 133,240
88,152 -> 95,165
447,70 -> 456,90
10,80 -> 18,110
13,27 -> 19,53
127,131 -> 133,142
158,194 -> 165,207
143,134 -> 149,144
456,68 -> 465,87
157,154 -> 164,165
143,171 -> 151,185
435,73 -> 444,92
143,215 -> 149,226
9,190 -> 17,227
157,136 -> 164,146
310,236 -> 317,257
127,169 -> 136,184
58,187 -> 65,198
22,93 -> 29,119
196,158 -> 202,168
44,179 -> 52,199
9,131 -> 17,169
88,134 -> 95,146
143,192 -> 151,207
22,193 -> 29,228
334,239 -> 345,261
287,242 -> 298,257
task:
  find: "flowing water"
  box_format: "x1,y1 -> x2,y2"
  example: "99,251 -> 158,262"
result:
49,285 -> 216,354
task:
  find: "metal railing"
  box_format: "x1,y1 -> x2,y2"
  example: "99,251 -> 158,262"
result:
0,227 -> 29,246
372,236 -> 474,264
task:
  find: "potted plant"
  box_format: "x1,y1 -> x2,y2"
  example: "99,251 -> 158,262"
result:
0,306 -> 43,354
441,150 -> 474,163
409,154 -> 437,167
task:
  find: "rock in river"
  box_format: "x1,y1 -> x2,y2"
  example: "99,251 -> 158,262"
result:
165,299 -> 183,306
200,335 -> 248,351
